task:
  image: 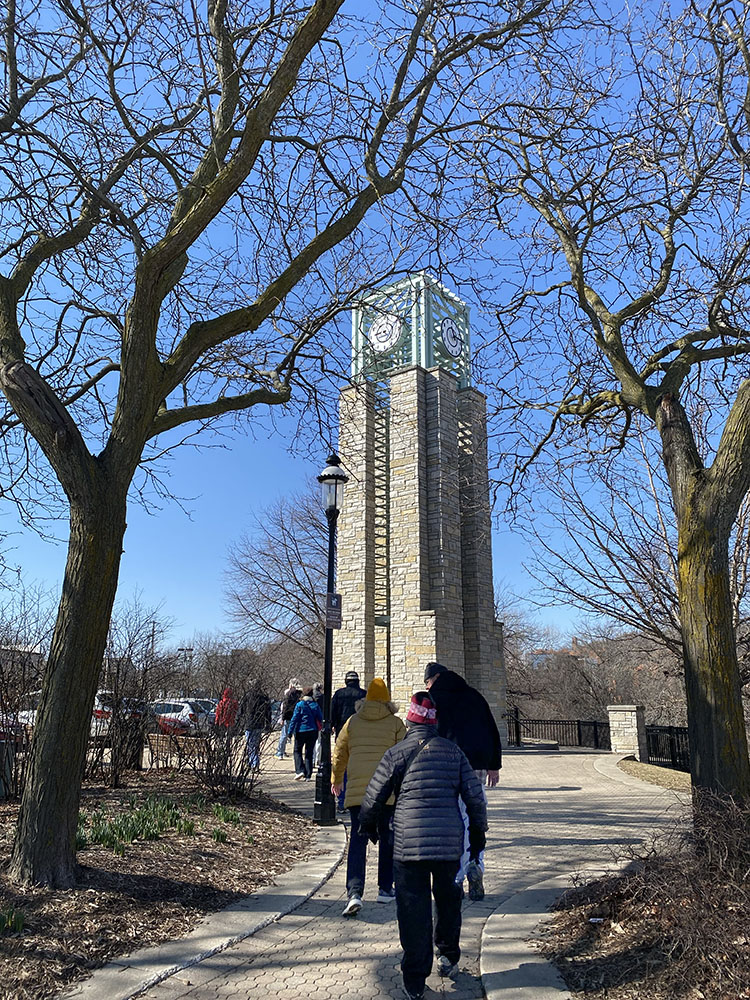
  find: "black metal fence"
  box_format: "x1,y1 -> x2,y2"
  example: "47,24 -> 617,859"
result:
645,724 -> 690,772
506,709 -> 611,750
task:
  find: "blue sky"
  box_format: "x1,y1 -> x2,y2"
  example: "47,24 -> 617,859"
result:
5,402 -> 576,648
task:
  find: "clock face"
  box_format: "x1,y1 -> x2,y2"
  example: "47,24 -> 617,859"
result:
440,316 -> 463,358
368,313 -> 402,353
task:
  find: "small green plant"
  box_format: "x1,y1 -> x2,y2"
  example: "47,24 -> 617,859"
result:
77,795 -> 190,855
212,803 -> 240,824
247,834 -> 255,845
0,908 -> 25,935
177,818 -> 195,836
212,828 -> 228,844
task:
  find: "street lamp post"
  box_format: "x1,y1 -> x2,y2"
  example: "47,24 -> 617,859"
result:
314,452 -> 348,825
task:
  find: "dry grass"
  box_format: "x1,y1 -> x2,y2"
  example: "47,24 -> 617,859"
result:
0,770 -> 315,1000
538,790 -> 750,1000
617,757 -> 691,793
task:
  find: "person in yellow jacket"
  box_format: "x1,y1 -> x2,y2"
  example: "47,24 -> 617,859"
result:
332,677 -> 406,917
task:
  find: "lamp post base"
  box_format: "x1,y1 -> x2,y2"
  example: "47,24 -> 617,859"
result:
313,730 -> 337,825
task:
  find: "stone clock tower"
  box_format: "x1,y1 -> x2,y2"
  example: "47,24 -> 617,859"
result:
333,273 -> 507,739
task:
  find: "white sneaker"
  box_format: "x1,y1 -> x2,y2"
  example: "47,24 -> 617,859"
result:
342,894 -> 362,917
376,888 -> 396,903
294,772 -> 305,780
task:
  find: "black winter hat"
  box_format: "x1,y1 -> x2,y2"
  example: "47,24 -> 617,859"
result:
424,661 -> 448,683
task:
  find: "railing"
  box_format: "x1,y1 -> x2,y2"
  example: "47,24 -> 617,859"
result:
645,724 -> 690,772
506,709 -> 611,750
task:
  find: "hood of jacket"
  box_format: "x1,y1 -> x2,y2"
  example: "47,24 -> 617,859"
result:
430,670 -> 468,696
355,699 -> 397,721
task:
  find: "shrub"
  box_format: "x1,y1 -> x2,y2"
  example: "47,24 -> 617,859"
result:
545,791 -> 750,1000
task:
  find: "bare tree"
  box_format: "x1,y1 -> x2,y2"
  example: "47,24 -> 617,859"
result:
0,0 -> 564,885
523,433 -> 750,694
475,1 -> 750,799
225,484 -> 326,658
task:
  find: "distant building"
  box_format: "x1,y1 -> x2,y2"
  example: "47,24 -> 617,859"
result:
525,636 -> 601,671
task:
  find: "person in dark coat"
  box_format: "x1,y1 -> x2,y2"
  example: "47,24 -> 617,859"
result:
239,681 -> 271,769
330,670 -> 367,736
330,670 -> 366,810
359,692 -> 487,1000
275,678 -> 301,759
424,661 -> 501,900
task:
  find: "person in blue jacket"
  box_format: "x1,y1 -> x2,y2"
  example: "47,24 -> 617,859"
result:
287,687 -> 323,781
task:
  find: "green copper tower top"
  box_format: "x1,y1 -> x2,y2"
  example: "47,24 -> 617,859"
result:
351,272 -> 470,387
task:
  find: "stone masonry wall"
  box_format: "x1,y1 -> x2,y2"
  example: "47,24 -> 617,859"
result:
334,368 -> 508,736
607,705 -> 647,760
333,383 -> 375,688
458,387 -> 507,740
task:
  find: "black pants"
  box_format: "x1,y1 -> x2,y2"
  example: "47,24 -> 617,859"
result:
394,858 -> 462,994
346,804 -> 394,897
293,729 -> 318,778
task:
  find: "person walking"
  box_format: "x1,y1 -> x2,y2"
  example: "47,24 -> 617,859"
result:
312,682 -> 324,767
287,686 -> 322,780
359,692 -> 487,1000
423,661 -> 502,900
215,687 -> 239,730
331,677 -> 406,917
239,680 -> 271,770
330,670 -> 366,811
275,679 -> 301,759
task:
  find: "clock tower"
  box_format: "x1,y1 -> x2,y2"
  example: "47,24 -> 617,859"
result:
334,273 -> 507,739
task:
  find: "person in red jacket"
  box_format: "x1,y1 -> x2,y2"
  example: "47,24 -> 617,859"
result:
215,688 -> 239,729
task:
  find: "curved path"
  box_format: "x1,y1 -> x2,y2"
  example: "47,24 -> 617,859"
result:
65,750 -> 687,1000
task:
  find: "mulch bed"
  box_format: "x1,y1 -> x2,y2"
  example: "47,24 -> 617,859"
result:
537,761 -> 750,1000
0,771 -> 315,1000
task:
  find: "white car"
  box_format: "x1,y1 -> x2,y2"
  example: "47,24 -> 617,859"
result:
17,690 -> 118,734
17,691 -> 42,728
150,699 -> 205,735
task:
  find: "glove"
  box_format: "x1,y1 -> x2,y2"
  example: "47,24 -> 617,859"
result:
468,826 -> 486,861
357,824 -> 378,845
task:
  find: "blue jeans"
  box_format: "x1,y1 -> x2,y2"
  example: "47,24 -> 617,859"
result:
346,804 -> 394,898
276,722 -> 289,756
245,728 -> 262,769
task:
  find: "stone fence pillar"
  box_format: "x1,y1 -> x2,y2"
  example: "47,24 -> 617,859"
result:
607,704 -> 647,760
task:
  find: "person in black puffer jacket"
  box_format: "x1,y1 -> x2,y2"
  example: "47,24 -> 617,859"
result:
424,661 -> 502,900
359,692 -> 487,1000
330,670 -> 367,736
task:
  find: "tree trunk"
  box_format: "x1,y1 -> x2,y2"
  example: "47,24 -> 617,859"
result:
677,513 -> 750,800
8,489 -> 127,886
657,392 -> 750,802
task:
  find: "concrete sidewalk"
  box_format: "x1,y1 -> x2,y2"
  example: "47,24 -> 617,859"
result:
63,750 -> 688,1000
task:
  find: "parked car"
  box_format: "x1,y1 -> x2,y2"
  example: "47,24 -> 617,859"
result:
17,690 -> 41,728
121,697 -> 151,722
150,699 -> 204,735
0,713 -> 27,744
189,698 -> 217,727
90,690 -> 117,735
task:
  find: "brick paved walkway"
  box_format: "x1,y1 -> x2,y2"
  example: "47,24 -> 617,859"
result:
134,749 -> 686,1000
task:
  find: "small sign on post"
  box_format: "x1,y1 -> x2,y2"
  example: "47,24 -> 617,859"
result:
325,593 -> 342,629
